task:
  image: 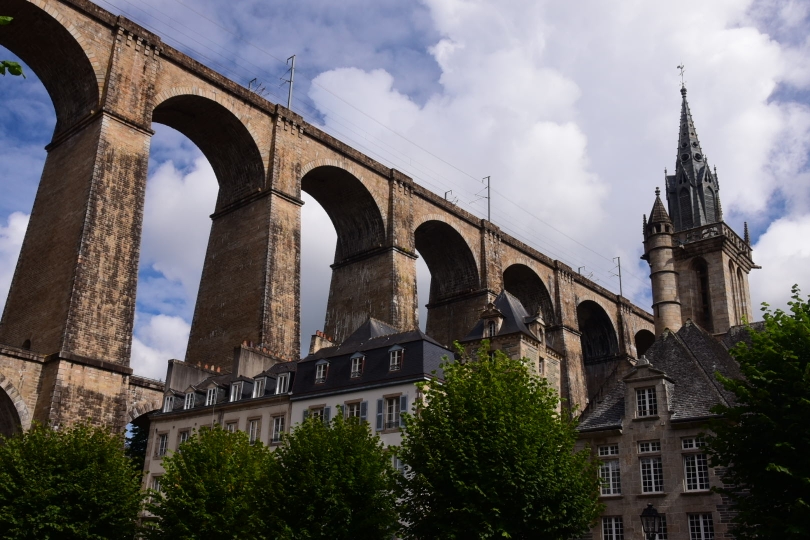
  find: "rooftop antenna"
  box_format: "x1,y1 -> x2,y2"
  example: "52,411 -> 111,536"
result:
281,55 -> 296,109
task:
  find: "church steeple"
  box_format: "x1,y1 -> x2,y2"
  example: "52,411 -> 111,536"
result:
665,86 -> 721,232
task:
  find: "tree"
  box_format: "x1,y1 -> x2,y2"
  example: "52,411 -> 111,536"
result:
0,422 -> 144,539
706,286 -> 810,540
125,418 -> 149,473
144,426 -> 271,540
269,411 -> 399,539
398,344 -> 603,539
1,16 -> 25,77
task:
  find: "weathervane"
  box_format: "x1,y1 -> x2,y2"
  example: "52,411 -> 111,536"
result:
677,64 -> 686,87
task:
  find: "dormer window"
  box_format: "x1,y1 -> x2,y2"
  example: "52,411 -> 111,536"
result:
205,387 -> 217,406
162,396 -> 174,413
230,382 -> 242,403
315,361 -> 329,384
636,387 -> 658,417
350,353 -> 364,378
253,377 -> 266,398
184,393 -> 195,410
487,320 -> 497,338
389,346 -> 404,371
276,372 -> 290,393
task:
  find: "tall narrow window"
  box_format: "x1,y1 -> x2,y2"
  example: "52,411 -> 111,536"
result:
680,187 -> 693,230
603,517 -> 624,540
694,259 -> 713,332
688,514 -> 715,540
276,373 -> 290,393
636,387 -> 658,417
640,456 -> 664,493
271,416 -> 285,443
389,347 -> 404,371
315,363 -> 328,384
350,354 -> 364,378
658,515 -> 668,540
684,453 -> 710,491
184,393 -> 195,410
205,388 -> 217,406
162,396 -> 174,413
179,430 -> 190,445
253,377 -> 266,398
248,419 -> 260,445
156,434 -> 168,457
385,396 -> 401,429
230,382 -> 242,403
487,320 -> 496,338
599,459 -> 621,495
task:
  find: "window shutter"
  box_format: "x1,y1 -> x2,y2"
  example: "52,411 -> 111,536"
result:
376,399 -> 384,430
303,409 -> 309,422
360,401 -> 368,422
324,406 -> 331,423
400,395 -> 408,427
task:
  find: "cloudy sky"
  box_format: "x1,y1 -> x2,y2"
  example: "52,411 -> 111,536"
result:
2,0 -> 809,379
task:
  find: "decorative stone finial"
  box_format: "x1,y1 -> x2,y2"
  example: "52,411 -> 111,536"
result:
643,214 -> 647,236
655,186 -> 661,197
744,222 -> 750,245
638,355 -> 650,366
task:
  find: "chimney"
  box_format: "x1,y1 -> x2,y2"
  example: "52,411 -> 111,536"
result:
309,330 -> 334,355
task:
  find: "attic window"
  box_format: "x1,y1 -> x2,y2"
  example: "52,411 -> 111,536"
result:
162,396 -> 174,413
184,393 -> 195,410
276,373 -> 290,393
389,346 -> 404,371
315,361 -> 329,384
253,377 -> 266,398
636,387 -> 658,417
350,353 -> 365,378
487,320 -> 497,338
230,382 -> 242,403
205,387 -> 217,406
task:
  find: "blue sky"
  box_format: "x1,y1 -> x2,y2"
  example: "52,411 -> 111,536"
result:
2,0 -> 810,379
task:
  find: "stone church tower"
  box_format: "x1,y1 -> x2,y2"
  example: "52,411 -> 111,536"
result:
643,85 -> 757,336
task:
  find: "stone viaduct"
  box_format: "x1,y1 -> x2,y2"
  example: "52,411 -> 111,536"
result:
0,0 -> 654,434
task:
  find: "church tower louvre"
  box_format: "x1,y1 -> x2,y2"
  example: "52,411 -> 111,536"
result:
644,84 -> 758,336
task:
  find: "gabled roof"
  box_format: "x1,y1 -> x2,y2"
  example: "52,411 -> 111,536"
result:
462,290 -> 540,342
578,320 -> 742,431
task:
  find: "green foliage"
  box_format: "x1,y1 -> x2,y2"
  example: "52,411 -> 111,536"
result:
1,16 -> 25,78
269,412 -> 399,539
0,422 -> 144,539
398,343 -> 603,539
707,286 -> 810,540
125,420 -> 149,473
144,426 -> 271,540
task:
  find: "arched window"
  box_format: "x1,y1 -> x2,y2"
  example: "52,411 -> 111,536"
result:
737,267 -> 747,323
693,259 -> 713,332
680,188 -> 693,230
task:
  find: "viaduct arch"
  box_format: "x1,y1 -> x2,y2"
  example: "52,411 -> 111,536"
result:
0,0 -> 654,426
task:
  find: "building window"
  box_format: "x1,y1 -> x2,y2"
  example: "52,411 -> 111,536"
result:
599,459 -> 621,495
392,455 -> 405,475
598,444 -> 619,456
640,456 -> 664,493
225,421 -> 237,433
602,517 -> 624,540
487,320 -> 496,338
639,440 -> 661,453
346,402 -> 361,418
385,397 -> 401,429
178,430 -> 190,446
378,396 -> 407,430
248,419 -> 260,445
682,437 -> 706,450
389,347 -> 403,371
271,416 -> 285,443
276,373 -> 290,394
151,476 -> 162,493
162,396 -> 174,413
657,515 -> 668,540
156,434 -> 168,457
315,363 -> 328,384
306,406 -> 330,424
636,387 -> 658,417
253,377 -> 266,398
230,382 -> 242,403
205,388 -> 217,406
184,393 -> 195,410
688,514 -> 715,540
684,453 -> 710,491
350,355 -> 364,378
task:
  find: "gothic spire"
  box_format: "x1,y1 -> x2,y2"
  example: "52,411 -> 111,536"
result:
665,85 -> 722,232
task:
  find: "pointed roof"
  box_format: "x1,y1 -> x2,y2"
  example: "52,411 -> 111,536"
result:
648,187 -> 671,224
461,290 -> 542,342
341,318 -> 400,347
676,86 -> 709,184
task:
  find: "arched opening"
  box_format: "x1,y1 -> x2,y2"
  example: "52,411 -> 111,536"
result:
635,329 -> 655,357
502,264 -> 555,324
679,188 -> 693,230
0,0 -> 98,136
576,300 -> 619,365
0,387 -> 22,439
414,220 -> 480,345
736,267 -> 747,323
729,260 -> 739,326
693,258 -> 713,332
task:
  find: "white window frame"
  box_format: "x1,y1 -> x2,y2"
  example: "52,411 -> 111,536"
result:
346,402 -> 361,418
385,396 -> 401,429
684,453 -> 710,491
688,513 -> 715,540
487,320 -> 496,338
225,421 -> 237,433
271,416 -> 285,443
599,459 -> 621,495
639,440 -> 661,453
205,387 -> 217,406
276,372 -> 290,393
598,444 -> 619,456
350,356 -> 364,378
389,349 -> 403,371
162,396 -> 174,413
640,456 -> 664,493
636,386 -> 658,417
602,516 -> 624,540
310,407 -> 325,421
230,382 -> 242,403
248,419 -> 260,445
657,515 -> 668,540
682,437 -> 706,450
184,393 -> 195,410
253,377 -> 266,398
156,433 -> 168,457
151,476 -> 162,493
179,430 -> 190,445
315,363 -> 328,384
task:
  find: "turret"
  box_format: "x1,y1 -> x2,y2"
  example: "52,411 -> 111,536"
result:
642,187 -> 682,336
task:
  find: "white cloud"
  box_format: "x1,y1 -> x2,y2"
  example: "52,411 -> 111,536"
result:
0,212 -> 29,312
750,214 -> 810,312
130,314 -> 191,380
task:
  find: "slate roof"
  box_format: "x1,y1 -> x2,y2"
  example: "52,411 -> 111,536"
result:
292,319 -> 452,399
462,290 -> 541,342
578,320 -> 743,432
649,191 -> 671,224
